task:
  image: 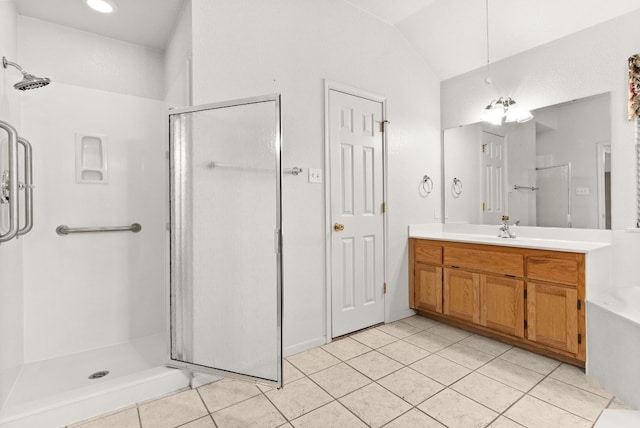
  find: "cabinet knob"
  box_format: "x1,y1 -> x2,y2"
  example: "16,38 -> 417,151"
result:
334,223 -> 345,232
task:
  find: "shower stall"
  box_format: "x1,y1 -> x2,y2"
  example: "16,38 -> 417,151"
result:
0,86 -> 283,426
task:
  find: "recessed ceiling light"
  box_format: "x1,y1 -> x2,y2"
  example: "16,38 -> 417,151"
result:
83,0 -> 117,14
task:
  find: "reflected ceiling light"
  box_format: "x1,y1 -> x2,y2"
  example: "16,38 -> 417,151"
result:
480,0 -> 532,125
83,0 -> 117,14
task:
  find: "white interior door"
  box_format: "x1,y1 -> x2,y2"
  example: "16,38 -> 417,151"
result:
481,131 -> 507,224
328,89 -> 385,338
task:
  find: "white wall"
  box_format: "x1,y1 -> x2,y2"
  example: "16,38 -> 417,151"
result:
163,0 -> 192,106
18,16 -> 164,101
441,9 -> 640,288
506,121 -> 536,226
190,0 -> 441,353
18,19 -> 166,362
0,0 -> 23,409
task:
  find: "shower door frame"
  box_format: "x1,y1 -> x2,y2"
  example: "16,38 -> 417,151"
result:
166,94 -> 283,387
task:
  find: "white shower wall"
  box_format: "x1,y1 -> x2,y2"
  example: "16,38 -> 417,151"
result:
16,17 -> 166,363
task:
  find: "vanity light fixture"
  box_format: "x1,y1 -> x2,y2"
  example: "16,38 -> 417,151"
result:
480,0 -> 532,125
83,0 -> 117,14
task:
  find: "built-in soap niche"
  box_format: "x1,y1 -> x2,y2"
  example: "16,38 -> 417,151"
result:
75,133 -> 108,184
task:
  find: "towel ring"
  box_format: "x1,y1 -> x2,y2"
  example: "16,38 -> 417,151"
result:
451,177 -> 463,197
421,175 -> 434,195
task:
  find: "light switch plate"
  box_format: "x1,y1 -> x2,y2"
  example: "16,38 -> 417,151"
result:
309,168 -> 322,184
576,187 -> 590,195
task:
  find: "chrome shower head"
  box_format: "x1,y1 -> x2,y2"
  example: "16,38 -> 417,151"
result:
2,56 -> 51,91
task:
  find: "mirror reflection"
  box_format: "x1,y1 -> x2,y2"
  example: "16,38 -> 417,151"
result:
444,92 -> 611,229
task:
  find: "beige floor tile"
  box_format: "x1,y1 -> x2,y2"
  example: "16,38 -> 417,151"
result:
138,389 -> 208,428
428,324 -> 473,342
376,321 -> 421,338
418,388 -> 498,428
487,416 -> 525,427
180,416 -> 216,427
309,362 -> 371,398
265,377 -> 333,420
198,377 -> 261,413
70,407 -> 140,428
499,347 -> 560,375
451,372 -> 523,412
322,337 -> 372,361
283,359 -> 305,384
504,395 -> 592,428
410,354 -> 471,385
346,351 -> 403,380
383,408 -> 446,428
403,330 -> 456,353
212,394 -> 286,428
339,383 -> 411,428
350,328 -> 397,349
377,340 -> 431,365
287,347 -> 340,375
549,363 -> 613,399
529,377 -> 610,421
608,397 -> 630,409
459,334 -> 512,357
437,342 -> 495,369
377,367 -> 444,405
477,358 -> 544,392
398,315 -> 440,330
290,401 -> 367,428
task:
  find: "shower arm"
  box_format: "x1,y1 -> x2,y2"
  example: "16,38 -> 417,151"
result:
2,57 -> 25,75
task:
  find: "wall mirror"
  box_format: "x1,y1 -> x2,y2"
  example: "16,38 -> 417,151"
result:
443,92 -> 611,229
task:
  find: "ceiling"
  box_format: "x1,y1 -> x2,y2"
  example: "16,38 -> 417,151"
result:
14,0 -> 640,79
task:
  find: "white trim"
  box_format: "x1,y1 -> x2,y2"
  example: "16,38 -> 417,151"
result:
323,79 -> 388,344
283,336 -> 327,357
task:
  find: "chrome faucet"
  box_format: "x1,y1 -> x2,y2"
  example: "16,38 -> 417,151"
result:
498,215 -> 517,238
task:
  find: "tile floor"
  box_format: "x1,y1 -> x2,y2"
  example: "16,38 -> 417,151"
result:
69,315 -> 629,428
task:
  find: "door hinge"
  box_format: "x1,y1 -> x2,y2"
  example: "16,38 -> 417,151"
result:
380,120 -> 390,133
578,333 -> 582,344
383,282 -> 387,294
482,143 -> 487,153
482,202 -> 486,212
524,319 -> 528,329
382,202 -> 386,213
577,299 -> 581,310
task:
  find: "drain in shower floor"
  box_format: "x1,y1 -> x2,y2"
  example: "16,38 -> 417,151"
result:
88,370 -> 110,379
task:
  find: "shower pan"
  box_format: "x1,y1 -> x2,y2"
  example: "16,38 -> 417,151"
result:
168,94 -> 283,386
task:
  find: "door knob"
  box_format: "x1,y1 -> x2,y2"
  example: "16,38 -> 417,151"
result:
334,223 -> 345,232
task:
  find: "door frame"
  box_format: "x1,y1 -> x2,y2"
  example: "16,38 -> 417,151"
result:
323,80 -> 388,342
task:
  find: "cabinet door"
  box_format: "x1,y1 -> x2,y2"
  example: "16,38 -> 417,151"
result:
527,281 -> 578,354
480,275 -> 525,338
443,268 -> 480,324
414,264 -> 443,313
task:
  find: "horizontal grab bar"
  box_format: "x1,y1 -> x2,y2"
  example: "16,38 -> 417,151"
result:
56,223 -> 142,236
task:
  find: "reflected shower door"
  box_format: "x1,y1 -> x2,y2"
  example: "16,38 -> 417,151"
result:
535,164 -> 572,228
168,94 -> 282,386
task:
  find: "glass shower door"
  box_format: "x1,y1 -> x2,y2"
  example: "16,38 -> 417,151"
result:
168,94 -> 282,386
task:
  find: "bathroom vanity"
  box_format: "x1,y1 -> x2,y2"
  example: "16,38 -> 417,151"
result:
408,226 -> 611,367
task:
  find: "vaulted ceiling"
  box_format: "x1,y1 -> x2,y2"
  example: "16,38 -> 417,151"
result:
14,0 -> 640,80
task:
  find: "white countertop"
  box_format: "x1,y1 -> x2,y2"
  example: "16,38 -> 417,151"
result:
409,224 -> 611,253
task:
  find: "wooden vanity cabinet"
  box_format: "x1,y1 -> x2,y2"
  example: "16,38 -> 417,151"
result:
409,238 -> 586,366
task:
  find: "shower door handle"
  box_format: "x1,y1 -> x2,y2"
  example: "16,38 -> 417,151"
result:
17,137 -> 33,236
0,120 -> 19,243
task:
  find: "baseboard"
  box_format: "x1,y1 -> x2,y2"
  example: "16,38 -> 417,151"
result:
284,336 -> 327,357
388,308 -> 417,323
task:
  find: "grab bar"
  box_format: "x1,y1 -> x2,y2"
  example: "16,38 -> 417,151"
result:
56,223 -> 142,236
18,137 -> 34,236
0,120 -> 19,243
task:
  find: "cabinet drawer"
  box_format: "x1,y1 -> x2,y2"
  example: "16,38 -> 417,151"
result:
444,246 -> 523,277
414,240 -> 443,264
527,256 -> 580,286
